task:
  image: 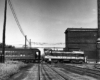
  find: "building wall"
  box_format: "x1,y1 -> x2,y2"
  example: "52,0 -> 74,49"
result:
64,28 -> 98,61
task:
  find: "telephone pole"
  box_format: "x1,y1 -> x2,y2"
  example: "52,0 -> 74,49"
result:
97,0 -> 100,62
1,0 -> 7,63
25,35 -> 27,49
30,39 -> 31,48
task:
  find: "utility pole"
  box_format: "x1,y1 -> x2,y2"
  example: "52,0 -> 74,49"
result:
25,35 -> 27,49
1,0 -> 7,63
30,39 -> 31,48
97,0 -> 100,63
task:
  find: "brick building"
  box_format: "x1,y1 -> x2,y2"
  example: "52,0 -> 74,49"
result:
64,28 -> 98,61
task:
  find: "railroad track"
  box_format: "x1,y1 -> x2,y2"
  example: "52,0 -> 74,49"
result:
57,64 -> 100,79
41,63 -> 69,80
41,63 -> 90,80
37,63 -> 40,80
37,63 -> 99,80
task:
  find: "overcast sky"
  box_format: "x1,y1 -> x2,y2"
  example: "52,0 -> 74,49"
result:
0,0 -> 97,47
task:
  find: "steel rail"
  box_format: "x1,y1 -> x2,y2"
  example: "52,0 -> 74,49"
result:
41,63 -> 52,80
40,64 -> 46,80
46,64 -> 68,80
58,64 -> 100,79
37,63 -> 40,80
42,63 -> 69,80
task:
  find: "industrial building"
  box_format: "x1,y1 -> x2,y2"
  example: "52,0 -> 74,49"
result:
64,28 -> 98,62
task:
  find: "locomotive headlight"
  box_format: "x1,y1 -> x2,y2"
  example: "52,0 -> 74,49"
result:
20,54 -> 23,56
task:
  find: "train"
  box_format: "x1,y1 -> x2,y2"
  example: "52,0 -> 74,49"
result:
43,49 -> 86,63
0,48 -> 41,63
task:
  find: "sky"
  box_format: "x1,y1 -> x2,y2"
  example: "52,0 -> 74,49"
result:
0,0 -> 97,48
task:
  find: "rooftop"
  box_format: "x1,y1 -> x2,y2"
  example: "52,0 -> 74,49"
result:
65,28 -> 97,33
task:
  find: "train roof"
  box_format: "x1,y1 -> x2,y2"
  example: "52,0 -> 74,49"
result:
0,48 -> 40,51
52,51 -> 84,54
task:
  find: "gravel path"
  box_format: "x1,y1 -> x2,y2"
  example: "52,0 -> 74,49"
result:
22,64 -> 39,80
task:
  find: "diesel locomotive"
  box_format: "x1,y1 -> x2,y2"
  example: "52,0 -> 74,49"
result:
43,49 -> 86,63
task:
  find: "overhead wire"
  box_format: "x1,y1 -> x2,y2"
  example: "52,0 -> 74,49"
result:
8,0 -> 30,45
7,0 -> 65,46
8,0 -> 25,37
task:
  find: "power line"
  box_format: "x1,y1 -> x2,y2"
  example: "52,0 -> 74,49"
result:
8,0 -> 30,46
7,0 -> 64,47
8,0 -> 25,37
